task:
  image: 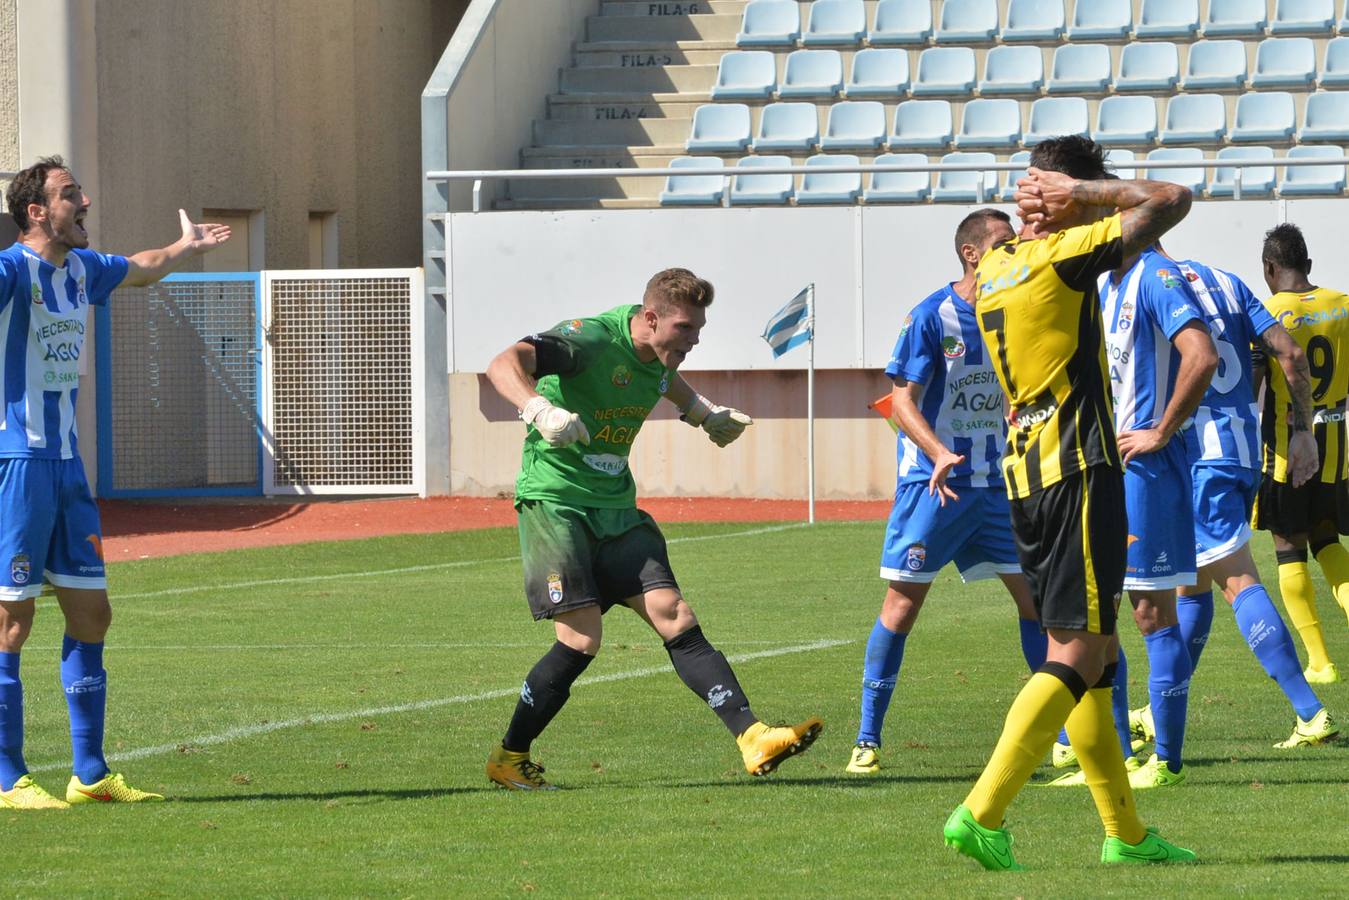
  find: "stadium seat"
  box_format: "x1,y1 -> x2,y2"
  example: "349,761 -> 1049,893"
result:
736,0 -> 801,47
753,102 -> 821,151
659,157 -> 726,206
935,0 -> 999,43
1068,0 -> 1132,39
1270,0 -> 1334,33
780,50 -> 845,99
1002,0 -> 1065,42
933,151 -> 999,202
954,98 -> 1022,148
1342,0 -> 1349,32
1047,44 -> 1113,94
1106,148 -> 1138,178
1182,40 -> 1248,91
1230,92 -> 1297,142
978,45 -> 1044,95
686,104 -> 753,152
1208,145 -> 1277,196
1300,92 -> 1349,141
1093,96 -> 1159,145
1162,93 -> 1228,144
999,149 -> 1032,200
1322,37 -> 1349,86
869,0 -> 933,45
1145,147 -> 1207,194
1204,0 -> 1268,36
1116,42 -> 1180,92
730,155 -> 795,204
865,152 -> 931,202
1025,97 -> 1090,144
802,0 -> 867,46
888,99 -> 955,149
796,153 -> 863,203
710,51 -> 778,100
820,101 -> 888,149
1252,38 -> 1317,89
912,47 -> 977,96
1136,0 -> 1200,38
1280,144 -> 1347,194
845,48 -> 910,98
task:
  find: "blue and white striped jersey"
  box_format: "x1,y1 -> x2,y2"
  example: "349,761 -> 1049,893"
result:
0,243 -> 128,459
1175,259 -> 1276,469
885,285 -> 1004,488
1099,250 -> 1203,433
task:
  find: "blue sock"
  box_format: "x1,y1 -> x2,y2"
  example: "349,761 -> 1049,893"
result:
61,637 -> 108,785
856,619 -> 907,746
1112,646 -> 1133,758
1018,618 -> 1047,671
0,651 -> 25,791
1177,591 -> 1215,672
1232,585 -> 1324,721
1144,625 -> 1192,773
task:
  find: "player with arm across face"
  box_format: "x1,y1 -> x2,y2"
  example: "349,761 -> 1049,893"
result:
482,268 -> 822,791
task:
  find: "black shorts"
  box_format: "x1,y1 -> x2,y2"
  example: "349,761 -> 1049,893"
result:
1253,474 -> 1349,537
1009,465 -> 1125,635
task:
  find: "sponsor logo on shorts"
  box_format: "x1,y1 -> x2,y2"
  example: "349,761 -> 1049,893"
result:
611,365 -> 632,388
582,453 -> 629,476
520,681 -> 535,707
706,684 -> 733,709
547,572 -> 564,605
906,543 -> 927,571
86,534 -> 104,561
64,674 -> 106,695
941,336 -> 966,359
9,554 -> 30,585
1152,550 -> 1170,573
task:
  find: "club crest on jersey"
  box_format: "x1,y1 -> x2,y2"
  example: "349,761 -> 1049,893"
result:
547,572 -> 564,604
941,336 -> 966,359
611,365 -> 632,388
906,543 -> 927,571
1157,269 -> 1181,289
1117,299 -> 1135,331
9,554 -> 30,585
562,319 -> 584,334
30,284 -> 42,305
76,276 -> 87,306
899,314 -> 913,337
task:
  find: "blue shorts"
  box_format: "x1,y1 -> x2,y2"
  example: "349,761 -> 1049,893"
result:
1123,441 -> 1197,591
879,482 -> 1020,583
1192,464 -> 1259,567
0,458 -> 106,602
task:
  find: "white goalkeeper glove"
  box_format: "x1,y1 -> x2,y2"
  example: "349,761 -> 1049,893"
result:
522,396 -> 590,448
681,394 -> 753,448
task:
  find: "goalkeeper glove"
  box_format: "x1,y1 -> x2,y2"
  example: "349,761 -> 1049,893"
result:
522,396 -> 590,448
681,394 -> 753,447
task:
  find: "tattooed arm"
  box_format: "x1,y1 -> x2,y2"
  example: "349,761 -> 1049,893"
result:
1015,168 -> 1192,256
1257,323 -> 1319,487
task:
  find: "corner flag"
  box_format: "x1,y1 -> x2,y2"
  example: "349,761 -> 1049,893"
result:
762,285 -> 813,358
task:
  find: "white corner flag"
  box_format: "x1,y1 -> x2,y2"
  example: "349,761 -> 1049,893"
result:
762,285 -> 814,358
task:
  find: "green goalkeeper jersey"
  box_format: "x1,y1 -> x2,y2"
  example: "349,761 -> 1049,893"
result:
515,305 -> 671,508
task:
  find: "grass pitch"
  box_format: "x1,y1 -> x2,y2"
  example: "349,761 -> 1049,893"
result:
6,520 -> 1348,896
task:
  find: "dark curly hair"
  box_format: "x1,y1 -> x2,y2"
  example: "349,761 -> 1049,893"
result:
1028,135 -> 1108,182
5,155 -> 70,232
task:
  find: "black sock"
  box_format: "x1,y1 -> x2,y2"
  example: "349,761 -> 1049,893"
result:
663,625 -> 757,736
502,641 -> 594,752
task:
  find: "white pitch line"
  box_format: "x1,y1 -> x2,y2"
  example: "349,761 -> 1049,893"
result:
27,637 -> 852,773
19,639 -> 809,652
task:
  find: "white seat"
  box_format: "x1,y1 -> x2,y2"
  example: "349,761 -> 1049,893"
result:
1322,36 -> 1349,86
686,104 -> 753,152
780,50 -> 845,99
1116,42 -> 1179,92
802,0 -> 867,46
1231,92 -> 1297,142
1093,95 -> 1159,145
736,0 -> 801,47
869,0 -> 933,45
1069,0 -> 1131,39
1161,93 -> 1228,144
711,51 -> 778,100
954,98 -> 1023,148
846,48 -> 910,98
1145,147 -> 1207,194
1300,92 -> 1349,142
912,47 -> 977,96
1209,146 -> 1277,196
796,153 -> 863,203
978,45 -> 1044,95
1271,0 -> 1334,33
888,99 -> 954,149
935,0 -> 999,43
865,152 -> 932,202
1204,0 -> 1268,36
1280,145 -> 1347,195
1252,38 -> 1317,89
730,155 -> 795,204
933,151 -> 999,202
1136,0 -> 1199,37
660,157 -> 726,206
1002,0 -> 1065,42
1182,40 -> 1248,91
1047,44 -> 1112,94
753,102 -> 821,152
1025,97 -> 1090,144
820,101 -> 888,150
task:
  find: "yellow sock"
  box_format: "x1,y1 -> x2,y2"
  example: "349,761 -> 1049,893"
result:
1314,543 -> 1349,625
1065,687 -> 1146,843
1279,561 -> 1333,671
965,671 -> 1079,829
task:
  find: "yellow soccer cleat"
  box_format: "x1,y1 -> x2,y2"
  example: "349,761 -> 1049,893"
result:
1274,708 -> 1340,749
738,717 -> 823,776
1052,741 -> 1077,769
845,742 -> 880,775
0,775 -> 70,810
1046,754 -> 1140,787
1303,663 -> 1341,685
485,745 -> 557,791
1129,704 -> 1155,742
1128,754 -> 1185,790
66,772 -> 165,804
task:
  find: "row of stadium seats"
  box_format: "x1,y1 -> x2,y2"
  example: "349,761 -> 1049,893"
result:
712,40 -> 1349,102
659,146 -> 1349,206
688,93 -> 1349,152
739,0 -> 1349,48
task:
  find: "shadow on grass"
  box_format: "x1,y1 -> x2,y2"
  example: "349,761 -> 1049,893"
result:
1263,855 -> 1349,864
175,786 -> 494,803
657,773 -> 975,790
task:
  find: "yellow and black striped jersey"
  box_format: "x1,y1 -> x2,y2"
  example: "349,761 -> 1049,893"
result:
975,214 -> 1125,499
1261,286 -> 1349,484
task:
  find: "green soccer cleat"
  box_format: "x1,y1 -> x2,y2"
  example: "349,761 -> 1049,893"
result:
0,775 -> 69,810
1052,741 -> 1077,768
66,772 -> 164,804
1303,663 -> 1341,685
845,742 -> 880,775
1129,704 -> 1155,742
1274,708 -> 1340,749
1127,754 -> 1184,789
943,805 -> 1024,871
1102,827 -> 1197,864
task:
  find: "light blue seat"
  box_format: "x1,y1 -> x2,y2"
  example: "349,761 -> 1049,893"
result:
780,50 -> 845,98
1204,0 -> 1268,36
730,155 -> 795,204
865,152 -> 931,202
935,0 -> 999,43
659,157 -> 726,206
1209,145 -> 1277,196
1162,93 -> 1228,144
1068,0 -> 1131,39
821,101 -> 888,149
979,45 -> 1044,95
736,0 -> 800,47
1116,42 -> 1179,92
753,102 -> 820,151
912,47 -> 977,96
1106,148 -> 1138,178
1253,38 -> 1317,88
1025,96 -> 1090,144
802,0 -> 867,46
933,151 -> 999,202
846,48 -> 910,97
1280,145 -> 1347,194
1002,0 -> 1065,42
1047,44 -> 1112,94
1146,148 -> 1207,193
1231,92 -> 1297,142
1093,96 -> 1159,145
954,98 -> 1022,148
999,150 -> 1032,201
1271,0 -> 1334,33
1136,0 -> 1199,37
796,153 -> 863,203
869,0 -> 933,45
686,103 -> 753,151
1342,0 -> 1349,31
1322,37 -> 1349,86
1183,40 -> 1248,91
1300,92 -> 1349,141
710,51 -> 778,100
888,99 -> 954,148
